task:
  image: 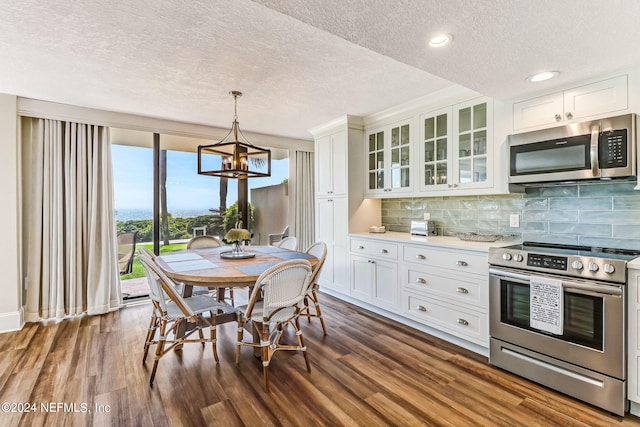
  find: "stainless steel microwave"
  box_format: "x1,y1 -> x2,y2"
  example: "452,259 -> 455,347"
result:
508,113 -> 637,188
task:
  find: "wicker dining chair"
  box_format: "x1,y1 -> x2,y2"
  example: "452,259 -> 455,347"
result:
139,251 -> 236,386
273,236 -> 297,251
298,242 -> 328,335
235,259 -> 313,392
186,235 -> 234,305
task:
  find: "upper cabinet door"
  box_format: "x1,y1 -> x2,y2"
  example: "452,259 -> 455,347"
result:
563,75 -> 628,121
366,119 -> 413,196
454,98 -> 492,188
513,75 -> 628,130
419,107 -> 452,191
315,130 -> 347,197
315,134 -> 333,196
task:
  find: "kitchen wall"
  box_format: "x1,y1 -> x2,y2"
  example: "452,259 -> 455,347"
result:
381,180 -> 640,250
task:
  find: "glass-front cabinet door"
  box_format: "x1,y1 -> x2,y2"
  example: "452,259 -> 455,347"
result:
453,97 -> 492,189
367,130 -> 385,192
366,119 -> 413,196
420,107 -> 451,191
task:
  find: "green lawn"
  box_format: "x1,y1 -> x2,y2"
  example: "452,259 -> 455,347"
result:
120,242 -> 188,280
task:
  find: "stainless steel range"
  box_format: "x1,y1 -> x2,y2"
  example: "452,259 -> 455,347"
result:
488,242 -> 640,416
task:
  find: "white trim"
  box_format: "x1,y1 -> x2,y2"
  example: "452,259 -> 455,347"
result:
321,288 -> 488,357
0,308 -> 24,334
16,97 -> 314,152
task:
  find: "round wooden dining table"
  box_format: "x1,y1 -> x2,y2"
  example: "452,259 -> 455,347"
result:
155,245 -> 318,298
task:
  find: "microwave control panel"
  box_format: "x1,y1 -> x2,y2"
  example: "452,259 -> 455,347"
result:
600,129 -> 627,169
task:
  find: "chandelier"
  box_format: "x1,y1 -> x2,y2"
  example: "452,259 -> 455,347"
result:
197,91 -> 271,179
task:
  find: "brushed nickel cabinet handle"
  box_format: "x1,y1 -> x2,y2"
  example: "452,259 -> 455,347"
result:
456,287 -> 469,294
358,245 -> 364,249
566,111 -> 573,120
555,113 -> 562,121
416,277 -> 427,284
456,261 -> 468,267
457,318 -> 469,326
380,249 -> 388,254
417,305 -> 427,312
416,254 -> 426,260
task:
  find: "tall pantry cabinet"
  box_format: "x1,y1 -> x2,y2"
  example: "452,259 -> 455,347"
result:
309,116 -> 380,295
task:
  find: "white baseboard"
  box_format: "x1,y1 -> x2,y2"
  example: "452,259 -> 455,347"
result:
321,288 -> 489,357
0,308 -> 24,333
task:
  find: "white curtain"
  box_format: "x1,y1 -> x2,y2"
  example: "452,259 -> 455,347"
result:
293,150 -> 315,252
23,118 -> 121,321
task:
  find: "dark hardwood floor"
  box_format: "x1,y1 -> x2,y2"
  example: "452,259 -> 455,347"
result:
1,292 -> 640,426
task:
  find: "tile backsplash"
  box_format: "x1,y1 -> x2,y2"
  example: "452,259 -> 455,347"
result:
381,181 -> 640,250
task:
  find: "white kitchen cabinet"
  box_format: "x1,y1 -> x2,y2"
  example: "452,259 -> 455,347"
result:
513,74 -> 628,130
315,130 -> 347,197
316,197 -> 349,294
401,243 -> 490,347
419,97 -> 493,192
365,119 -> 414,197
310,116 -> 380,297
349,238 -> 400,310
350,254 -> 399,311
627,265 -> 640,414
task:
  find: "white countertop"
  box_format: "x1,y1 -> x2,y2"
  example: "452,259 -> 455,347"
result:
349,231 -> 516,252
629,258 -> 640,270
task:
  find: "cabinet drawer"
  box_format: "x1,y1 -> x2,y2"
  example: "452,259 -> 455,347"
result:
404,293 -> 488,346
350,239 -> 398,260
404,267 -> 487,310
403,245 -> 487,276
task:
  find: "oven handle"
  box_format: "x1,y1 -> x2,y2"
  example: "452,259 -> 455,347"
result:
489,268 -> 622,297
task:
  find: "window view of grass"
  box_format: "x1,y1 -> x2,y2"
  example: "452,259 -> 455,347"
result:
120,242 -> 188,280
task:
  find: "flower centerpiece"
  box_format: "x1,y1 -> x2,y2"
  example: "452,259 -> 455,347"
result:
223,228 -> 252,255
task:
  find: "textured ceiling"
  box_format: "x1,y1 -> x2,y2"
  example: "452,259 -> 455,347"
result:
1,0 -> 639,141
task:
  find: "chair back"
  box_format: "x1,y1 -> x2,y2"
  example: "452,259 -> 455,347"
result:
138,252 -> 197,321
275,236 -> 297,251
267,225 -> 289,245
187,235 -> 223,249
246,259 -> 312,322
117,231 -> 137,274
305,241 -> 327,284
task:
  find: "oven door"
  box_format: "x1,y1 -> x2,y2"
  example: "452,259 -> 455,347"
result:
489,267 -> 625,380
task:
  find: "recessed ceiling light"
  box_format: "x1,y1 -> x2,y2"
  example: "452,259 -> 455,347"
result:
527,71 -> 560,82
429,34 -> 453,47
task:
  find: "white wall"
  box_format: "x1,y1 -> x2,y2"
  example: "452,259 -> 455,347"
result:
0,93 -> 22,332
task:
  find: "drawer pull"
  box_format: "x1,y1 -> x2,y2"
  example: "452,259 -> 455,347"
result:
456,261 -> 468,267
457,318 -> 469,326
416,254 -> 426,260
380,249 -> 389,254
416,277 -> 427,284
417,305 -> 427,312
358,245 -> 365,249
456,287 -> 469,294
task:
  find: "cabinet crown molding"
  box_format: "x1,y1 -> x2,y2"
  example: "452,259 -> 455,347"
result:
308,115 -> 364,138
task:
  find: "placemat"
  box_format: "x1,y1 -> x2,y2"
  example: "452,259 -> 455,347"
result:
167,259 -> 218,272
236,262 -> 278,276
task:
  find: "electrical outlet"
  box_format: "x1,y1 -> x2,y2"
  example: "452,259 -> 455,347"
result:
423,212 -> 430,220
509,214 -> 520,228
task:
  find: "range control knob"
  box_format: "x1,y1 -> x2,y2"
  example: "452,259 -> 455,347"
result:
603,264 -> 615,274
587,262 -> 599,272
502,253 -> 512,261
513,254 -> 524,262
571,260 -> 584,270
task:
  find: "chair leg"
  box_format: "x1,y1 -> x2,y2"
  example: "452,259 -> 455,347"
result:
294,317 -> 311,372
303,296 -> 311,323
261,321 -> 271,392
211,321 -> 219,363
150,320 -> 168,386
311,289 -> 328,335
143,312 -> 158,364
229,288 -> 235,306
235,315 -> 244,366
